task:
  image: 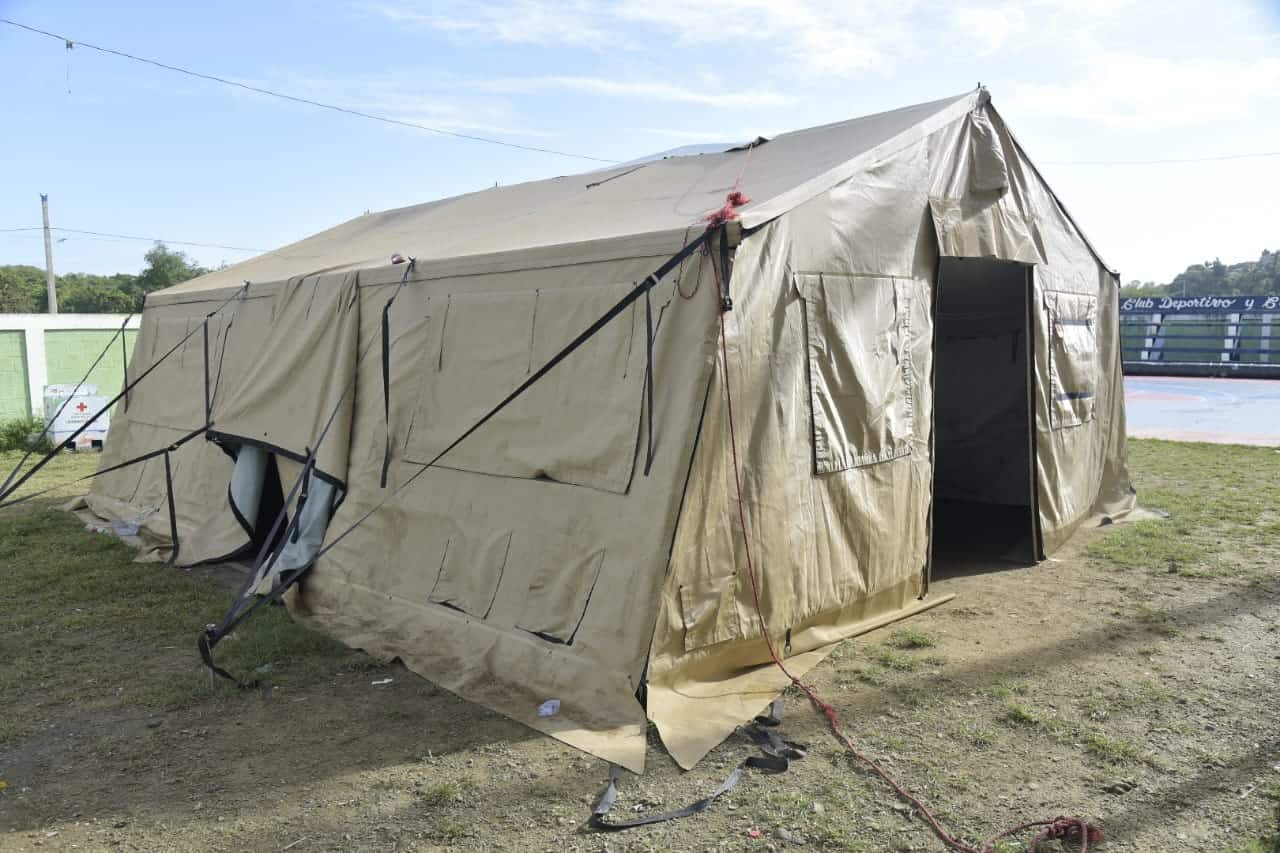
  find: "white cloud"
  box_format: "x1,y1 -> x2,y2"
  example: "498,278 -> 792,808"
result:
364,1 -> 608,46
470,75 -> 792,108
262,72 -> 559,138
948,3 -> 1028,55
366,0 -> 921,78
1007,54 -> 1280,129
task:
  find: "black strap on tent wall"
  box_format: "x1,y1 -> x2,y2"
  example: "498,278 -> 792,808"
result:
377,263 -> 413,488
163,448 -> 180,564
0,283 -> 248,506
200,262 -> 419,685
207,284 -> 249,416
121,323 -> 131,412
0,312 -> 133,497
198,229 -> 719,687
313,227 -> 717,564
642,286 -> 656,475
202,319 -> 212,426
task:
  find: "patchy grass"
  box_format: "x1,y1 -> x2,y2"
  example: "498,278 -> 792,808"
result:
886,628 -> 938,649
1086,441 -> 1280,580
1002,701 -> 1151,766
418,781 -> 466,807
0,452 -> 379,744
865,646 -> 922,671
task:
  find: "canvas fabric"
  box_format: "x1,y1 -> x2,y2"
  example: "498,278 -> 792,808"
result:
79,90 -> 1136,772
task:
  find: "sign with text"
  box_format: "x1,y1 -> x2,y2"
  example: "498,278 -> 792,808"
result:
1120,295 -> 1280,315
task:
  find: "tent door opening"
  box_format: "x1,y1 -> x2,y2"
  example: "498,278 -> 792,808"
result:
930,258 -> 1039,573
227,444 -> 289,559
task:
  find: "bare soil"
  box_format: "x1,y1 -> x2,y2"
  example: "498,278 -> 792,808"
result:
2,442 -> 1278,852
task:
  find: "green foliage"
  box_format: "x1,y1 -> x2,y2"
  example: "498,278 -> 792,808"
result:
0,264 -> 48,312
135,243 -> 209,297
0,416 -> 50,453
1121,248 -> 1278,298
0,242 -> 210,313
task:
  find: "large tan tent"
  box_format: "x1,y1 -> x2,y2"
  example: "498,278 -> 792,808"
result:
75,88 -> 1137,772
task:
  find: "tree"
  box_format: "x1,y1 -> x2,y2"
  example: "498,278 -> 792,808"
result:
1164,251 -> 1278,297
58,273 -> 140,313
134,243 -> 209,301
0,265 -> 48,312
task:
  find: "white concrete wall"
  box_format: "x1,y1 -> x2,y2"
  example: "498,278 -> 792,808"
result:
0,314 -> 141,417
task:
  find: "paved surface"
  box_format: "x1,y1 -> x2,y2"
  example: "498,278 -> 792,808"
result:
1124,376 -> 1280,446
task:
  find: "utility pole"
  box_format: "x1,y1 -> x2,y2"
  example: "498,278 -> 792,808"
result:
40,194 -> 58,314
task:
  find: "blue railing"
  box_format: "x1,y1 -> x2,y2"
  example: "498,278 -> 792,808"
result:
1120,295 -> 1280,378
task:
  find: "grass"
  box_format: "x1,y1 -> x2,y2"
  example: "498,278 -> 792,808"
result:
0,452 -> 378,747
1086,440 -> 1280,581
1002,701 -> 1150,766
418,781 -> 467,807
885,628 -> 938,649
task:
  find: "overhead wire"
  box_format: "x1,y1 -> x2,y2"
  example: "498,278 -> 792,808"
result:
1,18 -> 619,165
0,225 -> 264,252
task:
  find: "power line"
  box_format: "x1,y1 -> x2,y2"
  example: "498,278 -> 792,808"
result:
1,17 -> 620,165
1044,151 -> 1280,166
0,225 -> 264,252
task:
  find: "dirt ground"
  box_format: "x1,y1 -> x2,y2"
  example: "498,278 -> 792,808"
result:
1,440 -> 1278,852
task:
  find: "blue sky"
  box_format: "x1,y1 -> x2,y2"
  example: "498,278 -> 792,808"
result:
2,0 -> 1278,283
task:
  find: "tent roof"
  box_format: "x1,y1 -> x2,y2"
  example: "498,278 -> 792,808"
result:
162,91 -> 976,295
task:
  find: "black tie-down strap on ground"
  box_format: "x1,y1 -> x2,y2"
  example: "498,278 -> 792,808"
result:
588,719 -> 806,831
0,312 -> 133,498
755,697 -> 784,727
0,283 -> 248,505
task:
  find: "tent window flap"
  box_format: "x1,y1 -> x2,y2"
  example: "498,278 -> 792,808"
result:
403,283 -> 647,494
515,544 -> 607,644
797,273 -> 913,473
428,529 -> 513,618
1046,290 -> 1098,429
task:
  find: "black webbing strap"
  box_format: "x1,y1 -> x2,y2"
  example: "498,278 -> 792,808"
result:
642,282 -> 656,476
313,230 -> 712,564
163,449 -> 180,565
201,266 -> 418,684
121,324 -> 130,413
589,763 -> 742,831
381,260 -> 416,488
201,236 -> 707,683
208,283 -> 249,416
755,697 -> 784,727
588,719 -> 805,831
0,424 -> 207,510
0,312 -> 133,497
211,452 -> 316,637
0,283 -> 248,504
718,224 -> 734,311
202,319 -> 211,427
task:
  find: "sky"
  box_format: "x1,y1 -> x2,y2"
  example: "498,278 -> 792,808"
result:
1,0 -> 1278,284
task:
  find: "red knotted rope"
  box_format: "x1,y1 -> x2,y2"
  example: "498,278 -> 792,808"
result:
702,140 -> 757,228
709,252 -> 1100,853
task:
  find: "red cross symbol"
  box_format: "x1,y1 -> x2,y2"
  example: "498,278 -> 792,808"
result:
76,402 -> 88,412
